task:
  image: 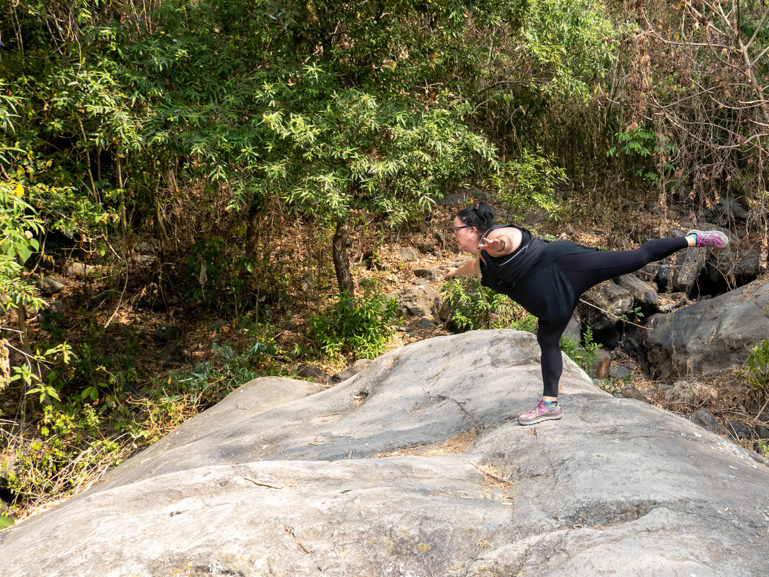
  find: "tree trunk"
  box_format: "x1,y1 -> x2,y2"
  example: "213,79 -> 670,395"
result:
15,303 -> 31,355
245,202 -> 262,261
332,219 -> 355,295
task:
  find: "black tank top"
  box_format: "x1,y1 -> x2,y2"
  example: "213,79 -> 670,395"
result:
479,225 -> 548,293
479,225 -> 598,322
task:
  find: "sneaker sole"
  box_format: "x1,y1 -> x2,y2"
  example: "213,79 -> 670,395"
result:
519,411 -> 563,426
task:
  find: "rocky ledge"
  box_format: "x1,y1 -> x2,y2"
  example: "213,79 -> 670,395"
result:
2,329 -> 768,577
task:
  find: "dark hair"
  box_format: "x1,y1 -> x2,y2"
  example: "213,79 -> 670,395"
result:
456,201 -> 495,233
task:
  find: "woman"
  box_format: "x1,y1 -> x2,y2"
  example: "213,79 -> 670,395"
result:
446,202 -> 729,425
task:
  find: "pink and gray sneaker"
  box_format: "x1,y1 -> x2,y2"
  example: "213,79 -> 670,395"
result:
687,230 -> 729,249
519,399 -> 562,425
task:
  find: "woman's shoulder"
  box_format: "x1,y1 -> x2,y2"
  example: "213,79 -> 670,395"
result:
486,224 -> 526,237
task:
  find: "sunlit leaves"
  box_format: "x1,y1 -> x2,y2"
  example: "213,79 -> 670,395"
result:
256,82 -> 495,227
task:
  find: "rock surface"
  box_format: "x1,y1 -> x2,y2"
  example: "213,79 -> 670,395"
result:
2,330 -> 769,577
645,277 -> 769,379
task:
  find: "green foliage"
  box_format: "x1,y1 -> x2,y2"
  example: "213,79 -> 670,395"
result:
747,338 -> 769,393
311,287 -> 400,360
607,123 -> 676,187
171,341 -> 270,406
4,342 -> 72,404
0,181 -> 46,316
560,325 -> 602,375
259,84 -> 497,230
8,404 -> 122,506
492,148 -> 567,222
520,0 -> 618,100
441,277 -> 535,332
5,327 -> 287,509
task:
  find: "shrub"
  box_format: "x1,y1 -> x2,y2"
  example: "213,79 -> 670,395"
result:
311,287 -> 399,360
441,277 -> 534,332
560,325 -> 602,375
7,404 -> 123,509
747,338 -> 769,394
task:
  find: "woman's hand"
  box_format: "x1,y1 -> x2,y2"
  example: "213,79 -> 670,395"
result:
444,259 -> 479,279
478,235 -> 507,255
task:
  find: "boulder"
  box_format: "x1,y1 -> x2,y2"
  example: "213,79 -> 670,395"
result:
644,277 -> 769,380
712,247 -> 762,286
616,273 -> 659,310
655,248 -> 707,295
690,407 -> 727,436
671,247 -> 707,293
414,267 -> 442,282
580,281 -> 634,331
399,246 -> 421,262
2,330 -> 768,577
38,276 -> 66,295
389,284 -> 443,321
66,261 -> 103,278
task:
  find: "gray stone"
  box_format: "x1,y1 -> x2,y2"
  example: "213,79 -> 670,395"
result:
657,291 -> 692,313
399,246 -> 421,262
710,197 -> 750,224
66,262 -> 102,278
645,277 -> 769,379
617,273 -> 659,309
609,363 -> 633,380
417,241 -> 437,255
590,348 -> 612,379
38,276 -> 66,295
713,247 -> 762,285
567,312 -> 583,340
297,363 -> 329,383
672,247 -> 707,293
690,407 -> 726,436
728,421 -> 753,440
414,268 -> 441,281
2,330 -> 768,577
580,281 -> 634,331
389,284 -> 442,320
617,384 -> 649,403
330,359 -> 372,384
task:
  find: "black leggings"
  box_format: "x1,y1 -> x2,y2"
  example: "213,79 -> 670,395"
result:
536,237 -> 688,398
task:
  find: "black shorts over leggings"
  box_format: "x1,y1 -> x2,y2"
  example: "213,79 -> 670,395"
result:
537,237 -> 688,398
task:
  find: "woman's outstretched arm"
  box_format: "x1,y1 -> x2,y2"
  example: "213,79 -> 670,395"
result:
445,258 -> 480,279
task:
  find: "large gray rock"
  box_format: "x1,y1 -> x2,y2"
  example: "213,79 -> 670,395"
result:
389,283 -> 443,321
2,330 -> 768,577
645,277 -> 769,379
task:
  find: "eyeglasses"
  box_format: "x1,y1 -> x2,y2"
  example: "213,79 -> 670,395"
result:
452,225 -> 471,232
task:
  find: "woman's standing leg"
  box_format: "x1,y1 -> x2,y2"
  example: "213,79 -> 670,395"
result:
519,316 -> 570,425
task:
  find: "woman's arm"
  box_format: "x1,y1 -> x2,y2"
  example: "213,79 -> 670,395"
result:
445,257 -> 480,279
478,227 -> 522,257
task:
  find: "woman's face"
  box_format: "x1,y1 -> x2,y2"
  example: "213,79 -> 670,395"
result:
452,217 -> 478,253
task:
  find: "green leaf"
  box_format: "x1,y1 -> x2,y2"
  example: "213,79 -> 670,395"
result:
0,515 -> 14,529
16,244 -> 32,264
